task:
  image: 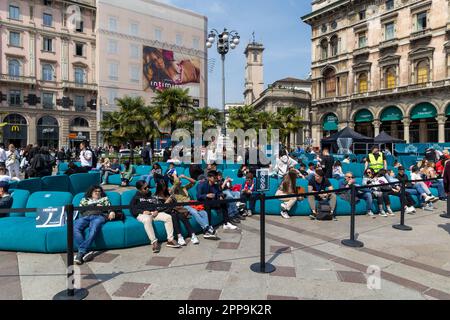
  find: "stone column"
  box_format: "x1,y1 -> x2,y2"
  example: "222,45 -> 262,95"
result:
437,115 -> 446,143
348,121 -> 355,130
311,124 -> 321,148
402,118 -> 411,143
373,120 -> 381,137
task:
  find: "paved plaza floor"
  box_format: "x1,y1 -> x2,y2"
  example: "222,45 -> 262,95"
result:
1,193 -> 449,300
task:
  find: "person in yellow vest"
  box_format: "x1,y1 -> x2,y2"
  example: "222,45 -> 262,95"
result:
365,146 -> 387,174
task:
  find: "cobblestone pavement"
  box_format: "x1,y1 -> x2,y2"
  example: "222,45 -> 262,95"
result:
1,188 -> 449,300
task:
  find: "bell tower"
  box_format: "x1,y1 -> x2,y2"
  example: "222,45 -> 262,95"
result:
244,33 -> 264,105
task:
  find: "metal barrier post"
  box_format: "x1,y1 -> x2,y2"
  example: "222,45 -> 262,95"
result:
393,181 -> 413,231
250,193 -> 275,274
440,196 -> 450,219
53,204 -> 89,300
342,184 -> 364,248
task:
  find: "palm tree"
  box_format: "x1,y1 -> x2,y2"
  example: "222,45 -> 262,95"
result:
151,88 -> 194,135
100,96 -> 160,162
227,105 -> 258,131
277,106 -> 304,148
184,106 -> 221,132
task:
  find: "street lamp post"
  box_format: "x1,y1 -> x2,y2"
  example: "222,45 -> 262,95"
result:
206,28 -> 240,134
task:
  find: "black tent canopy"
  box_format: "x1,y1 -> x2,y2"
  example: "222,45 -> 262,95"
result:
321,127 -> 373,154
373,131 -> 405,144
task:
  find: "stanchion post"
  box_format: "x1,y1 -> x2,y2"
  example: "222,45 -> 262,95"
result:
250,193 -> 275,274
342,184 -> 364,248
53,204 -> 89,300
440,195 -> 450,219
393,180 -> 413,231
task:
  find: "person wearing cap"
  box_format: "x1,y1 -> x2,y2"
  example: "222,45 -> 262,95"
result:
0,181 -> 13,210
365,146 -> 387,174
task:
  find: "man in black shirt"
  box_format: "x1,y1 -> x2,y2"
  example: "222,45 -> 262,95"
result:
0,181 -> 13,212
307,169 -> 336,220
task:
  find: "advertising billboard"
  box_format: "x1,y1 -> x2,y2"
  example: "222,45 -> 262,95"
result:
143,46 -> 201,92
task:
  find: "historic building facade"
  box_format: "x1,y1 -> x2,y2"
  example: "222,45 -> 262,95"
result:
236,40 -> 311,148
302,0 -> 450,146
0,0 -> 97,148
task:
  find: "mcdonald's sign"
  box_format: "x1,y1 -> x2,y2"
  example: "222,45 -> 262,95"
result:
11,125 -> 20,132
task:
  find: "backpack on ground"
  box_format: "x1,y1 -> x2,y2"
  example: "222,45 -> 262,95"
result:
316,200 -> 333,221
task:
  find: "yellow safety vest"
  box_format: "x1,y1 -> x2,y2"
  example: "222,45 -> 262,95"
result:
368,153 -> 384,173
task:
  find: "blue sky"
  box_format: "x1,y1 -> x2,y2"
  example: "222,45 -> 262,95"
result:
159,0 -> 313,109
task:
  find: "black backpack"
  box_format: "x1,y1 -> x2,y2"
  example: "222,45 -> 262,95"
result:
316,200 -> 333,221
88,148 -> 98,168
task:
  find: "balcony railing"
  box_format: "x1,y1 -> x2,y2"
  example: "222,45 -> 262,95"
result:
352,46 -> 370,56
0,74 -> 36,85
62,81 -> 98,91
410,28 -> 431,41
379,38 -> 398,49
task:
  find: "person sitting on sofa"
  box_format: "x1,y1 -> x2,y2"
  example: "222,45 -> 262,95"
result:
74,186 -> 120,265
64,161 -> 89,176
0,181 -> 13,211
101,158 -> 121,185
120,161 -> 134,187
131,180 -> 181,253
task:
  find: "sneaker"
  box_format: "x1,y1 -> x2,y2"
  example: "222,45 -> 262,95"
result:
191,234 -> 200,245
309,213 -> 317,220
207,226 -> 216,235
223,222 -> 238,230
423,203 -> 434,211
281,210 -> 290,219
332,213 -> 338,221
387,208 -> 395,216
379,210 -> 388,217
152,241 -> 161,253
177,237 -> 187,246
246,210 -> 253,217
425,195 -> 438,203
166,240 -> 182,248
74,253 -> 84,265
82,251 -> 95,262
368,210 -> 375,217
405,206 -> 415,215
203,231 -> 219,240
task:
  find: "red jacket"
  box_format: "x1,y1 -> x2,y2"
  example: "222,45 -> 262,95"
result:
436,161 -> 445,176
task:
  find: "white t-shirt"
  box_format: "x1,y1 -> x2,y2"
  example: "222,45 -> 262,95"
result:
80,149 -> 93,167
0,148 -> 7,162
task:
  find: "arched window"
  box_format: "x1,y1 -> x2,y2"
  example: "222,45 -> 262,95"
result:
417,60 -> 429,84
330,36 -> 338,57
385,67 -> 396,89
324,68 -> 336,97
4,114 -> 27,125
37,116 -> 58,126
42,64 -> 54,81
320,39 -> 328,60
358,73 -> 368,93
8,59 -> 20,77
70,117 -> 89,127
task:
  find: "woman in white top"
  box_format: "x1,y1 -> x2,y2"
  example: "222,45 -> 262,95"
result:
5,144 -> 20,179
332,161 -> 345,180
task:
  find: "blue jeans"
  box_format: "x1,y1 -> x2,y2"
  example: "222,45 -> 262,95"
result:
431,180 -> 446,198
74,215 -> 106,255
140,174 -> 153,186
222,190 -> 240,217
184,206 -> 209,231
406,188 -> 423,205
357,191 -> 373,211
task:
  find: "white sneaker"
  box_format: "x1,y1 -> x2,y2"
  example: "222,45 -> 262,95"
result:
406,207 -> 415,215
246,210 -> 253,217
423,203 -> 434,211
191,234 -> 200,245
387,208 -> 395,216
368,210 -> 375,217
410,206 -> 417,213
223,222 -> 238,230
379,210 -> 388,217
425,196 -> 439,203
177,237 -> 186,246
281,210 -> 290,219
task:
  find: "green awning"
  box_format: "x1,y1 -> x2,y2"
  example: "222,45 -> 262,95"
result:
381,106 -> 403,122
354,109 -> 373,123
446,104 -> 450,116
411,103 -> 437,120
323,114 -> 338,131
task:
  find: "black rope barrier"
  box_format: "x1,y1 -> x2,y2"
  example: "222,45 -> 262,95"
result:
441,196 -> 450,219
393,180 -> 413,231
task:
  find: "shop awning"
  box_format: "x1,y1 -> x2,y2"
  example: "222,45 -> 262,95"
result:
411,103 -> 437,120
446,104 -> 450,116
323,114 -> 338,131
381,106 -> 403,122
354,109 -> 374,123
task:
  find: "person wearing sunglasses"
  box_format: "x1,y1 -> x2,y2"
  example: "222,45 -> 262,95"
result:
130,180 -> 181,253
338,172 -> 374,216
